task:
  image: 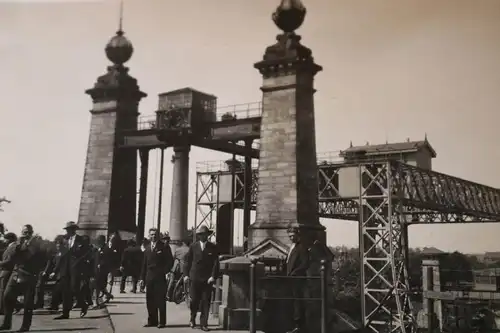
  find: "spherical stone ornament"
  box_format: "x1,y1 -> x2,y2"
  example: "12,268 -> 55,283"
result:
272,0 -> 306,33
105,30 -> 133,65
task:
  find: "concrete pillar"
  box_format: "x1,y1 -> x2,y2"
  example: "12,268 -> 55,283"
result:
168,145 -> 190,251
248,13 -> 325,249
78,32 -> 146,239
219,2 -> 327,331
422,259 -> 443,331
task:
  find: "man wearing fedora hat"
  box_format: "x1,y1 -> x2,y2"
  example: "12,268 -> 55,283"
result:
54,221 -> 89,320
183,225 -> 219,331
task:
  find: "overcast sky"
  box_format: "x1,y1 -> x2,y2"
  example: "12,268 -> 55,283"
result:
1,0 -> 499,253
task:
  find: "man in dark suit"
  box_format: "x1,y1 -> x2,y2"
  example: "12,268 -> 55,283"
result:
183,226 -> 219,331
285,227 -> 310,333
54,221 -> 89,320
139,228 -> 173,328
119,239 -> 142,293
93,235 -> 114,308
42,236 -> 65,311
0,224 -> 45,332
0,233 -> 17,315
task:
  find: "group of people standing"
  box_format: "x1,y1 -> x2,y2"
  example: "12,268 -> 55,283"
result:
0,221 -> 141,332
0,221 -> 221,332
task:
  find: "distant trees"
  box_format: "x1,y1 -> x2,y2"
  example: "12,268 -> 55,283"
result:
0,197 -> 11,212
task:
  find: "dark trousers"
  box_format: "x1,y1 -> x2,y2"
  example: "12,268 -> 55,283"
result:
189,280 -> 212,326
34,274 -> 46,308
0,273 -> 11,314
80,278 -> 92,305
61,276 -> 86,316
50,281 -> 63,309
145,278 -> 167,326
2,275 -> 37,329
120,271 -> 139,292
290,280 -> 304,328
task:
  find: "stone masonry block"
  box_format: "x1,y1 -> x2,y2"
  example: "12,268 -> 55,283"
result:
249,67 -> 325,250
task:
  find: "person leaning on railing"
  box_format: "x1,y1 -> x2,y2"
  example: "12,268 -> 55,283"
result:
284,226 -> 310,333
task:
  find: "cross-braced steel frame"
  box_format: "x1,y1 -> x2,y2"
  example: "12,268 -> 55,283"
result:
194,160 -> 258,241
195,156 -> 500,333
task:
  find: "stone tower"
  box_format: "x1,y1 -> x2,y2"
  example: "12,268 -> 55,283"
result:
248,0 -> 325,250
78,28 -> 146,238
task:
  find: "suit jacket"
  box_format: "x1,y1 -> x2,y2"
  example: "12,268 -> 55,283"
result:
121,246 -> 143,272
57,234 -> 88,279
286,242 -> 309,277
81,246 -> 96,280
107,243 -> 122,270
183,241 -> 219,282
43,251 -> 64,280
94,245 -> 115,276
12,238 -> 45,279
0,242 -> 17,277
140,241 -> 173,282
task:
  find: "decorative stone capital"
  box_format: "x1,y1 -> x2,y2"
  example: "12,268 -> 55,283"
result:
85,65 -> 147,102
254,33 -> 322,77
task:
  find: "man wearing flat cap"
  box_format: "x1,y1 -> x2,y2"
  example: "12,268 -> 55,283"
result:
54,221 -> 89,320
183,226 -> 219,331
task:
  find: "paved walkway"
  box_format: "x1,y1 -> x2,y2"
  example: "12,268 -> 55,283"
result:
107,292 -> 219,333
8,307 -> 113,333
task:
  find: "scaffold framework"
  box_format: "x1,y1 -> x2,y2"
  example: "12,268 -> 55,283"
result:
195,155 -> 500,333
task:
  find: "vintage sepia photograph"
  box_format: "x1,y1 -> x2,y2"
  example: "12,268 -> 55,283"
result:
1,0 -> 500,332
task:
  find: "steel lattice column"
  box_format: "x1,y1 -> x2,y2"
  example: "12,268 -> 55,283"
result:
194,172 -> 219,241
359,162 -> 414,333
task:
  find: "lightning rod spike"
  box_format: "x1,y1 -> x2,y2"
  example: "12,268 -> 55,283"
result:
118,0 -> 124,34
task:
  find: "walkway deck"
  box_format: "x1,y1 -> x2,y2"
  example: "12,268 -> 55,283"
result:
107,292 -> 221,333
8,307 -> 113,333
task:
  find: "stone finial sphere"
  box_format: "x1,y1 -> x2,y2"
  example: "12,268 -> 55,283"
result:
272,0 -> 306,33
105,30 -> 133,65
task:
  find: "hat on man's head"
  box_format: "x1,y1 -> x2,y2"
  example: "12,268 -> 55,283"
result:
64,221 -> 79,230
195,225 -> 213,235
4,232 -> 17,242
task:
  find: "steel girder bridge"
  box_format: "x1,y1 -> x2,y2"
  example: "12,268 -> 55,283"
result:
195,153 -> 500,333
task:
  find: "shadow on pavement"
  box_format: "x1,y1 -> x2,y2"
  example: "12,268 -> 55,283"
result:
28,328 -> 97,332
111,301 -> 144,305
106,312 -> 136,316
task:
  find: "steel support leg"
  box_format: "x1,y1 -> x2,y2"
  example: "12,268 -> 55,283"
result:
359,162 -> 414,333
136,149 -> 149,243
243,140 -> 253,251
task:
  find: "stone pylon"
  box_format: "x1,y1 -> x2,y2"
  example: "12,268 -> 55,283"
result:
248,0 -> 325,250
78,29 -> 146,239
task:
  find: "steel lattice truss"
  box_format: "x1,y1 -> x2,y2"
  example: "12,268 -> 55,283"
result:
195,159 -> 500,333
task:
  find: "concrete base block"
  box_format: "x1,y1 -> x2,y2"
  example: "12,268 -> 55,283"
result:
219,305 -> 263,330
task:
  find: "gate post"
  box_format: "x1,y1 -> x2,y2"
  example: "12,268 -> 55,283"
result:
320,259 -> 327,333
249,259 -> 257,333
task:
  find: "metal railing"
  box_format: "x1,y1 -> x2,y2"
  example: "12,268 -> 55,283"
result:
249,259 -> 329,333
215,102 -> 262,122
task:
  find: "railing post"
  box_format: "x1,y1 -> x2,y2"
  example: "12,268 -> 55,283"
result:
249,259 -> 257,333
320,259 -> 327,333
